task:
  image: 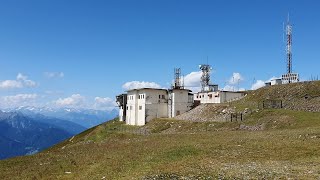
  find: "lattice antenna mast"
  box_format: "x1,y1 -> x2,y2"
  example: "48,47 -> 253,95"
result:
286,14 -> 293,75
281,14 -> 299,84
173,68 -> 183,89
199,64 -> 211,92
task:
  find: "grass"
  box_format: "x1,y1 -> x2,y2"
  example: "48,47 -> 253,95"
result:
1,109 -> 320,179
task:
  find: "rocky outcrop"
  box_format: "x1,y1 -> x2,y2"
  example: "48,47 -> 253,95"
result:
174,104 -> 235,122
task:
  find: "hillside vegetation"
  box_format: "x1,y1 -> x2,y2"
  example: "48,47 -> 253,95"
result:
1,81 -> 320,179
236,80 -> 320,112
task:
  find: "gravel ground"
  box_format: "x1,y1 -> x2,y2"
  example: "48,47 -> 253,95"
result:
174,104 -> 235,122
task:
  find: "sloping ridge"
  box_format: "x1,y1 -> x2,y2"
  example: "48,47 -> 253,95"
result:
245,80 -> 320,112
175,81 -> 320,122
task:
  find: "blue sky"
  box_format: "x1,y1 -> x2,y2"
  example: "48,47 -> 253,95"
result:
0,0 -> 319,110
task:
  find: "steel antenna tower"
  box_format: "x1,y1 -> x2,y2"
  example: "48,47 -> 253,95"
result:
199,64 -> 211,92
173,68 -> 183,89
281,14 -> 299,84
286,14 -> 293,76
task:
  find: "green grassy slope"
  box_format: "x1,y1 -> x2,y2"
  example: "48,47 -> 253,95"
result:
1,81 -> 320,179
233,80 -> 320,112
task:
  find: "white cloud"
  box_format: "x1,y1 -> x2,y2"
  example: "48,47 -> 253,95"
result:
94,97 -> 117,111
0,92 -> 117,111
44,72 -> 64,78
184,71 -> 202,87
54,94 -> 117,111
122,81 -> 161,90
44,90 -> 64,96
0,73 -> 36,89
181,71 -> 202,92
0,94 -> 38,108
17,73 -> 28,81
251,80 -> 265,90
55,94 -> 85,107
228,72 -> 244,85
250,76 -> 281,90
221,72 -> 245,91
183,71 -> 246,92
0,80 -> 23,89
23,79 -> 37,87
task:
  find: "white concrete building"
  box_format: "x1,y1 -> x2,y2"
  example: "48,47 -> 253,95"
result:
126,88 -> 168,126
117,88 -> 194,126
194,91 -> 245,104
281,73 -> 299,84
168,89 -> 194,118
270,78 -> 282,85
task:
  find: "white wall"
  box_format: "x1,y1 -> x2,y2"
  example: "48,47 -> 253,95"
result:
126,92 -> 136,125
194,91 -> 221,103
144,89 -> 168,123
170,89 -> 193,117
119,107 -> 124,121
194,91 -> 244,104
271,79 -> 282,85
220,91 -> 244,102
126,89 -> 168,126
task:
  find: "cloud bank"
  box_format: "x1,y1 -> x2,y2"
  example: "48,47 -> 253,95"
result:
182,71 -> 202,92
222,72 -> 245,91
122,81 -> 161,90
0,73 -> 36,89
55,94 -> 86,107
44,72 -> 64,78
0,94 -> 38,108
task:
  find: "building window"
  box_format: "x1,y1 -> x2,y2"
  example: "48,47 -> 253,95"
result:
130,106 -> 132,110
139,106 -> 142,110
127,106 -> 129,110
159,95 -> 161,99
139,94 -> 144,99
162,95 -> 165,99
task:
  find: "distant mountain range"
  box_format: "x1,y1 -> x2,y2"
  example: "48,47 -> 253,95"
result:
0,107 -> 118,160
5,106 -> 118,128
